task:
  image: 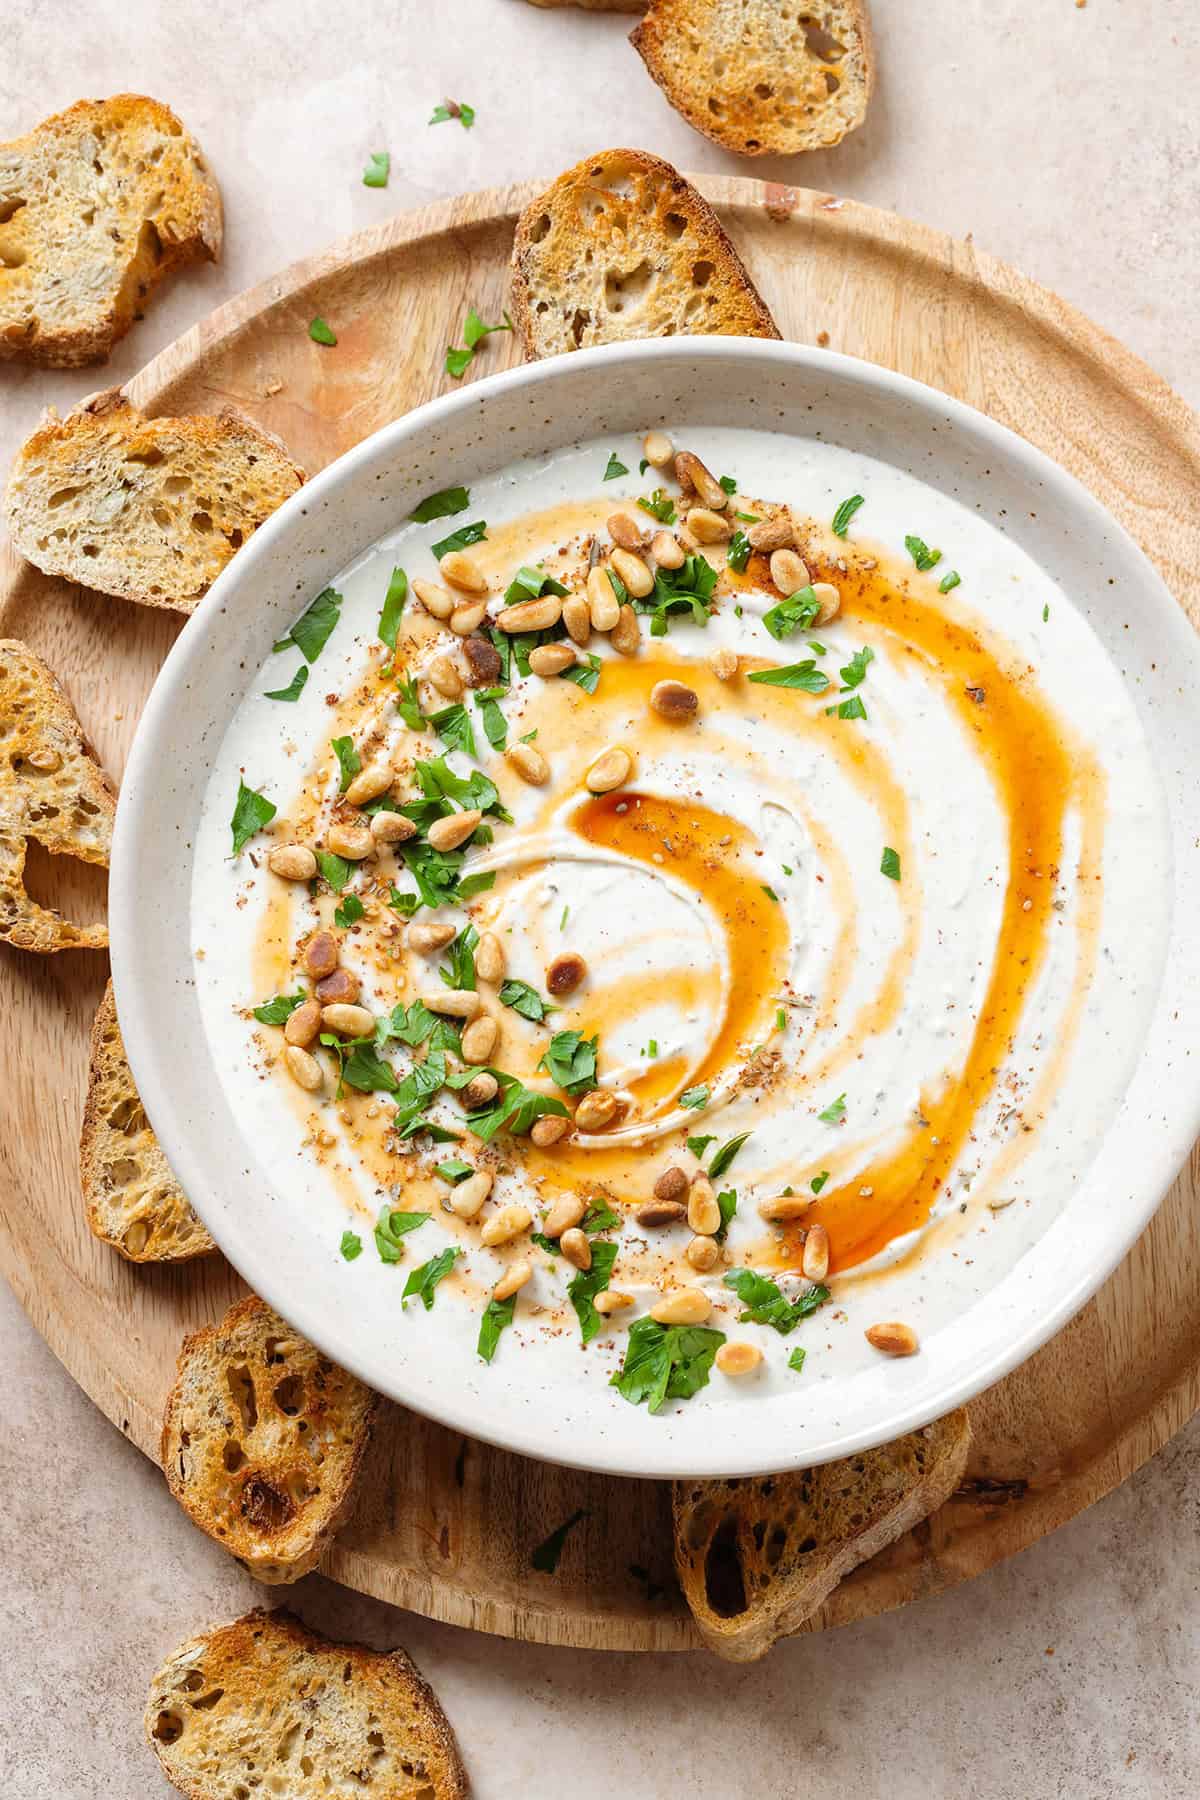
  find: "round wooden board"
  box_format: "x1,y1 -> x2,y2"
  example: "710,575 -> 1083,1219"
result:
3,177 -> 1199,1653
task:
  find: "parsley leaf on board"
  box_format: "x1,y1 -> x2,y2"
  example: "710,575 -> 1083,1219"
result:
722,1268 -> 829,1336
340,1230 -> 363,1260
402,1246 -> 463,1308
748,659 -> 829,693
610,1318 -> 726,1413
378,567 -> 407,650
264,664 -> 309,703
905,534 -> 942,572
362,151 -> 390,188
331,735 -> 361,793
531,1508 -> 588,1573
446,311 -> 512,379
538,1029 -> 598,1096
881,846 -> 901,881
274,586 -> 342,663
477,1293 -> 517,1363
567,1240 -> 619,1344
374,1205 -> 431,1264
411,486 -> 470,523
308,316 -> 337,346
445,346 -> 473,378
431,520 -> 487,559
832,494 -> 865,538
603,451 -> 629,480
230,780 -> 276,855
252,990 -> 306,1026
499,978 -> 554,1022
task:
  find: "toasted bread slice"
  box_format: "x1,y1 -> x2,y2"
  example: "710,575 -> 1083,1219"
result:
632,1 -> 875,156
0,638 -> 115,953
0,93 -> 221,368
80,981 -> 214,1262
510,147 -> 779,358
674,1409 -> 972,1660
161,1295 -> 377,1584
3,389 -> 303,612
526,1 -> 645,9
146,1609 -> 469,1799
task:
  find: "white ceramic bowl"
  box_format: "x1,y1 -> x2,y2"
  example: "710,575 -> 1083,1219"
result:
110,339 -> 1200,1479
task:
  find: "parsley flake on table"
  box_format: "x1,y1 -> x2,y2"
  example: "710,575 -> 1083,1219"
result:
273,585 -> 343,663
230,780 -> 275,855
881,845 -> 901,881
362,151 -> 390,188
445,310 -> 512,379
905,534 -> 942,572
429,98 -> 475,128
610,1319 -> 726,1413
531,1508 -> 588,1573
308,316 -> 337,346
402,1245 -> 463,1308
263,664 -> 308,703
723,1268 -> 829,1335
832,493 -> 865,537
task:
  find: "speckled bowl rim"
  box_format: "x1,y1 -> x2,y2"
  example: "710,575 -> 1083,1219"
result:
110,337 -> 1200,1479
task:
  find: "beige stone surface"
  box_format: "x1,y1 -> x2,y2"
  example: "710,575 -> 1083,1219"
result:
2,1 -> 1199,1794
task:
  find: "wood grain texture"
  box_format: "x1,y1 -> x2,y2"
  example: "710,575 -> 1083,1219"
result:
1,177 -> 1198,1652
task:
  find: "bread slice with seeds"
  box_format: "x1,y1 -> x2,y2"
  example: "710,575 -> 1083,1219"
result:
161,1294 -> 377,1584
0,93 -> 221,367
3,388 -> 303,612
510,147 -> 779,358
632,0 -> 875,156
80,980 -> 214,1261
674,1408 -> 972,1660
0,637 -> 115,953
146,1609 -> 469,1799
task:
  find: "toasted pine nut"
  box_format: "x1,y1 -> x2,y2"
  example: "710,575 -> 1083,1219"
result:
474,932 -> 505,984
802,1222 -> 830,1281
586,565 -> 621,631
326,821 -> 374,860
608,512 -> 643,551
448,1169 -> 492,1219
865,1321 -> 919,1356
420,988 -> 480,1019
427,654 -> 464,699
643,429 -> 674,468
507,740 -> 549,785
315,967 -> 361,1005
413,577 -> 455,619
408,921 -> 457,952
284,1044 -> 323,1091
268,843 -> 317,881
585,746 -> 632,794
370,810 -> 417,844
439,550 -> 487,593
769,548 -> 811,596
574,1089 -> 619,1131
650,680 -> 699,722
651,1288 -> 712,1326
594,1289 -> 633,1315
480,1204 -> 533,1248
716,1340 -> 762,1376
463,636 -> 503,686
759,1194 -> 811,1222
654,1166 -> 689,1203
563,594 -> 592,644
636,1200 -> 686,1227
710,647 -> 738,681
651,530 -> 685,569
493,1258 -> 532,1303
610,604 -> 641,656
686,1234 -> 720,1272
811,581 -> 841,624
543,1195 -> 586,1238
610,548 -> 654,599
496,594 -> 563,633
687,1176 -> 721,1236
303,931 -> 339,979
461,1014 -> 499,1064
344,760 -> 393,808
450,600 -> 488,636
461,1071 -> 499,1109
546,951 -> 587,997
747,515 -> 793,552
674,451 -> 726,510
559,1227 -> 591,1270
528,642 -> 577,676
284,998 -> 322,1048
530,1114 -> 570,1148
686,507 -> 732,544
426,809 -> 481,851
321,1002 -> 374,1037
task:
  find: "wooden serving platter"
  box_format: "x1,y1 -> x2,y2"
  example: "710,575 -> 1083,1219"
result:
3,177 -> 1199,1652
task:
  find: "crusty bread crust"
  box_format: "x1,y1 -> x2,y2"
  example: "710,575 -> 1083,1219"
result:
80,981 -> 214,1262
145,1609 -> 470,1799
3,390 -> 304,612
510,147 -> 779,358
161,1295 -> 377,1584
673,1408 -> 972,1659
0,637 -> 115,953
632,0 -> 875,156
0,93 -> 221,368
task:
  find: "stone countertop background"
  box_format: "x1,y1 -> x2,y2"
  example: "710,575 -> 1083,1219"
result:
2,1 -> 1198,1793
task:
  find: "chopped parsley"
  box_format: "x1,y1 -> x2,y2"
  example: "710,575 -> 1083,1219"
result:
340,1041 -> 400,1094
560,652 -> 602,695
431,519 -> 488,558
411,486 -> 470,522
686,1134 -> 716,1160
531,1508 -> 588,1573
762,884 -> 779,902
810,1171 -> 830,1195
340,1230 -> 363,1261
314,850 -> 351,891
568,1240 -> 619,1344
839,645 -> 875,689
818,1093 -> 847,1124
762,587 -> 820,640
787,1347 -> 808,1374
637,489 -> 676,524
938,569 -> 962,594
832,493 -> 865,537
252,990 -> 306,1026
273,585 -> 343,663
499,978 -> 554,1022
477,1292 -> 517,1363
230,780 -> 276,855
727,530 -> 751,573
445,310 -> 512,379
308,316 -> 337,346
829,693 -> 868,721
610,1319 -> 726,1413
1043,603 -> 1050,623
474,687 -> 508,751
679,1084 -> 710,1110
264,664 -> 308,703
374,1205 -> 431,1264
723,1268 -> 828,1336
436,1158 -> 474,1184
464,1072 -> 570,1143
396,675 -> 427,734
334,892 -> 365,928
708,1131 -> 752,1180
881,845 -> 901,881
429,98 -> 475,128
538,1029 -> 598,1095
376,567 -> 407,651
716,1188 -> 738,1241
430,701 -> 477,758
905,534 -> 942,572
439,923 -> 478,991
748,659 -> 829,693
402,1246 -> 463,1308
502,564 -> 569,606
331,735 -> 361,792
603,451 -> 629,480
643,555 -> 717,636
362,151 -> 390,188
718,474 -> 738,495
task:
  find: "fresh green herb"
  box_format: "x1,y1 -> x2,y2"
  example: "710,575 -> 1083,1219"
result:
411,486 -> 470,523
499,978 -> 553,1022
582,1198 -> 621,1234
610,1319 -> 725,1413
762,587 -> 820,641
644,1039 -> 658,1058
637,489 -> 676,524
679,1085 -> 710,1110
776,1007 -> 787,1029
374,1205 -> 431,1264
477,1293 -> 517,1363
264,664 -> 309,703
436,1158 -> 474,1184
473,687 -> 507,750
502,564 -> 569,606
839,645 -> 875,689
881,846 -> 901,881
334,892 -> 365,928
686,1134 -> 716,1160
411,754 -> 509,821
727,530 -> 751,573
905,534 -> 942,572
445,346 -> 473,378
308,316 -> 337,346
810,1171 -> 830,1194
530,1232 -> 560,1257
387,886 -> 420,917
341,1041 -> 400,1094
718,474 -> 738,495
391,1050 -> 450,1135
938,569 -> 962,594
558,903 -> 568,928
378,1000 -> 455,1052
456,870 -> 496,902
446,311 -> 512,379
787,1347 -> 808,1374
331,735 -> 361,792
560,652 -> 602,695
402,1246 -> 463,1308
252,990 -> 306,1026
396,675 -> 426,734
431,519 -> 487,558
716,1188 -> 737,1240
832,494 -> 865,538
429,98 -> 475,128
762,884 -> 779,903
748,660 -> 829,693
466,1073 -> 570,1143
531,1508 -> 588,1573
1042,603 -> 1050,623
373,567 -> 407,651
818,1093 -> 847,1124
362,151 -> 390,188
274,585 -> 343,663
568,1240 -> 619,1344
430,701 -> 477,758
830,693 -> 868,721
440,924 -> 479,991
603,452 -> 629,480
735,510 -> 760,524
538,1029 -> 598,1095
230,780 -> 276,855
314,850 -> 352,891
709,1131 -> 752,1181
340,1230 -> 363,1260
645,555 -> 717,636
723,1268 -> 829,1335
